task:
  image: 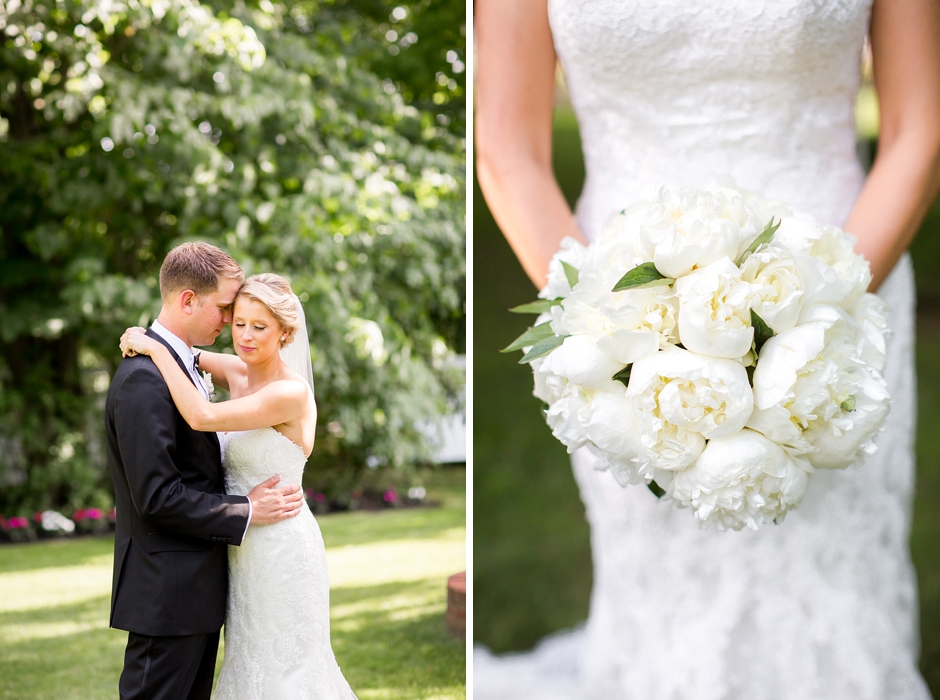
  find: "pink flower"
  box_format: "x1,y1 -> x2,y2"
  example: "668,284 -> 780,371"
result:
9,517 -> 29,529
383,489 -> 398,503
314,493 -> 325,503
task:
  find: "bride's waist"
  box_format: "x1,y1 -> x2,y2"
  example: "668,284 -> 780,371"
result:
239,504 -> 316,541
225,473 -> 303,498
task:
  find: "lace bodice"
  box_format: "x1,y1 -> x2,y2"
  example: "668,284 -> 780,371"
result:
549,0 -> 871,238
214,428 -> 356,700
222,428 -> 307,497
476,2 -> 931,698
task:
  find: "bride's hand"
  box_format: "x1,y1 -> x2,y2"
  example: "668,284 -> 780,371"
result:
120,327 -> 157,358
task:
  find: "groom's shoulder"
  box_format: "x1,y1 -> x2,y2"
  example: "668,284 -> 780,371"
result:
108,354 -> 167,401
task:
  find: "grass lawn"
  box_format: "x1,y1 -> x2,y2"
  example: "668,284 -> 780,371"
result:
473,107 -> 940,694
0,466 -> 466,700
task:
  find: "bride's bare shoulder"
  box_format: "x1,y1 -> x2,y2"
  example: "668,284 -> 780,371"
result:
266,375 -> 308,402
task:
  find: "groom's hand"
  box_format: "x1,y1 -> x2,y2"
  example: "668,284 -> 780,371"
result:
246,475 -> 304,525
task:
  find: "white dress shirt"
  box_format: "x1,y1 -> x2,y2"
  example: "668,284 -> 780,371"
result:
150,320 -> 210,400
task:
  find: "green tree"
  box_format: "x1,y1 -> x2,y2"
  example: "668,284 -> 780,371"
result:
0,0 -> 465,513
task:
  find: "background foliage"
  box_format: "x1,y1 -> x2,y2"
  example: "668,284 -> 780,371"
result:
0,0 -> 466,513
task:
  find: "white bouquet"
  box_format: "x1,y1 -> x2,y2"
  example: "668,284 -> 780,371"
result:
505,183 -> 890,531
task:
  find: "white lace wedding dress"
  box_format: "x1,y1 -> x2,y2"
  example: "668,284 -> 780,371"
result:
475,1 -> 932,698
213,428 -> 357,700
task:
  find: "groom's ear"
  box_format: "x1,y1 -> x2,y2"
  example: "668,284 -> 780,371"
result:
179,289 -> 198,315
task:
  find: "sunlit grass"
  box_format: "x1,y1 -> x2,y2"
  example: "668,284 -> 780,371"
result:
0,559 -> 112,614
0,467 -> 466,700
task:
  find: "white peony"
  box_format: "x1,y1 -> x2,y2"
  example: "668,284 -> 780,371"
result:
585,388 -> 644,486
637,185 -> 763,279
844,292 -> 890,372
775,217 -> 871,307
731,182 -> 794,228
541,236 -> 589,300
748,303 -> 890,468
554,279 -> 679,366
739,243 -> 803,333
545,229 -> 680,366
626,347 -> 754,475
539,334 -> 625,391
596,204 -> 657,261
532,335 -> 626,454
675,257 -> 759,359
669,429 -> 812,531
531,356 -> 592,453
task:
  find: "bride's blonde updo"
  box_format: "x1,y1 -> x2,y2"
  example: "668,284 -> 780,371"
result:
237,273 -> 301,348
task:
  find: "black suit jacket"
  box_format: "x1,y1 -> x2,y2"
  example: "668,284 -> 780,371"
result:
105,329 -> 250,636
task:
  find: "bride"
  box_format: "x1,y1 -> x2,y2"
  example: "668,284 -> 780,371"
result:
121,273 -> 357,700
475,0 -> 940,698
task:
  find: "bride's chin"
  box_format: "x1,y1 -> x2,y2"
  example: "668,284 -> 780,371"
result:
235,347 -> 275,365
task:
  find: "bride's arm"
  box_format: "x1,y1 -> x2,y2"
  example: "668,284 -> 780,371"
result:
121,329 -> 306,432
191,349 -> 244,392
476,0 -> 587,290
844,0 -> 940,291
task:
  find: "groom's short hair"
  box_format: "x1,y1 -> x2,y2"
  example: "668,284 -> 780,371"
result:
159,242 -> 244,301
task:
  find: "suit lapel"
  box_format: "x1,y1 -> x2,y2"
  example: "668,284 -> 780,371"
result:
146,328 -> 200,390
145,328 -> 221,457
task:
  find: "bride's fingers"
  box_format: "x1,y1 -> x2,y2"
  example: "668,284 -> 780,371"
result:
120,327 -> 151,356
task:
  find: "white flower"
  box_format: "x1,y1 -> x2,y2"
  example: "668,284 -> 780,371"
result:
40,510 -> 75,533
531,357 -> 591,453
637,186 -> 763,279
584,388 -> 644,486
545,389 -> 592,453
675,257 -> 759,359
554,277 -> 678,365
669,429 -> 812,531
844,292 -> 889,372
626,347 -> 754,474
748,304 -> 890,468
539,334 -> 625,390
739,244 -> 803,333
730,181 -> 794,225
201,371 -> 214,396
530,338 -> 619,454
542,236 -> 589,300
775,217 -> 871,307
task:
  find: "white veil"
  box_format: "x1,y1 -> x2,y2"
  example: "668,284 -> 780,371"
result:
280,294 -> 315,393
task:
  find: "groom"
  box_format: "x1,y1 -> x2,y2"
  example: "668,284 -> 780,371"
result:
105,242 -> 303,700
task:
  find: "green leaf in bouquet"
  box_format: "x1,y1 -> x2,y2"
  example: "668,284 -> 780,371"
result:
561,261 -> 580,288
612,262 -> 675,292
750,309 -> 775,355
647,480 -> 666,499
509,298 -> 564,314
500,322 -> 556,353
841,396 -> 857,412
519,334 -> 569,364
736,217 -> 781,266
612,364 -> 633,388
